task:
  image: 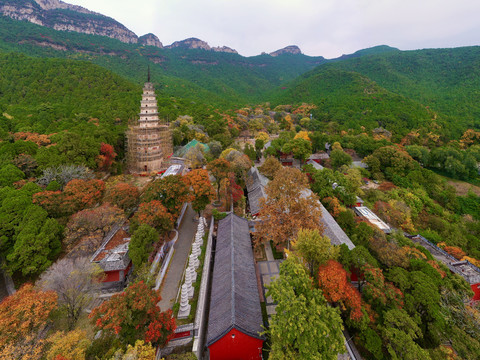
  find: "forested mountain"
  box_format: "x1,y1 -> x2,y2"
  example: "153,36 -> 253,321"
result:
0,0 -> 138,43
273,46 -> 480,138
270,67 -> 433,137
0,15 -> 326,105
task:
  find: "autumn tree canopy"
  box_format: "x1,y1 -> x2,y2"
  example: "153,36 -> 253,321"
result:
0,283 -> 57,347
96,143 -> 117,172
89,281 -> 176,346
63,203 -> 124,250
104,182 -> 140,212
131,201 -> 174,235
318,260 -> 364,322
258,156 -> 282,180
34,178 -> 105,217
183,169 -> 215,215
254,167 -> 324,250
142,175 -> 191,217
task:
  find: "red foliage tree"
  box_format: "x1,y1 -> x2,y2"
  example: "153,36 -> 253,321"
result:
104,182 -> 140,211
132,200 -> 174,235
0,283 -> 58,347
97,143 -> 117,171
228,172 -> 243,203
89,281 -> 176,346
317,260 -> 363,321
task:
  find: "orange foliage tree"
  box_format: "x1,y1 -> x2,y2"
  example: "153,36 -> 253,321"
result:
142,175 -> 191,217
89,281 -> 176,346
443,246 -> 467,260
33,190 -> 65,218
318,260 -> 363,321
34,179 -> 105,217
63,179 -> 105,212
63,203 -> 124,250
322,196 -> 342,218
254,167 -> 324,250
0,283 -> 57,347
132,200 -> 174,235
183,169 -> 215,216
104,182 -> 140,212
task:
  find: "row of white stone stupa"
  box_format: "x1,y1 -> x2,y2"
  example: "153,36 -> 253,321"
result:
178,216 -> 207,319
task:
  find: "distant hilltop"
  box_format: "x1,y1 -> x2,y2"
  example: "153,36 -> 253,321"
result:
0,0 -> 305,56
0,0 -> 138,43
270,45 -> 302,57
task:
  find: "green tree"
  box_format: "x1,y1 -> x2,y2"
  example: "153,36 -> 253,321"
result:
207,158 -> 231,201
7,205 -> 62,276
282,138 -> 312,162
381,308 -> 431,360
292,228 -> 339,277
266,256 -> 344,359
129,225 -> 158,269
0,163 -> 24,187
330,149 -> 353,169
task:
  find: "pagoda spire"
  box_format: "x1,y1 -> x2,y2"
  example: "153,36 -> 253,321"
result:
147,65 -> 151,83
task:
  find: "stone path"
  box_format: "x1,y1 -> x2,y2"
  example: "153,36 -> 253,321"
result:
157,204 -> 197,311
257,260 -> 282,318
264,242 -> 275,261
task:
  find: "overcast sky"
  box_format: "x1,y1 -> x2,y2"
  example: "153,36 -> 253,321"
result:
66,0 -> 480,58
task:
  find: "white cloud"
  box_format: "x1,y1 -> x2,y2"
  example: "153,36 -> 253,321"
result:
66,0 -> 480,58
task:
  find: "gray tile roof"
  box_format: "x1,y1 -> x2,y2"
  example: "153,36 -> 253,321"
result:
207,214 -> 264,346
306,159 -> 324,170
319,202 -> 355,250
245,167 -> 269,193
246,167 -> 269,215
300,189 -> 355,250
248,185 -> 267,215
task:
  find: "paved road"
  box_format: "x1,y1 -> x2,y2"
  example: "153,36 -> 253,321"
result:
157,203 -> 197,311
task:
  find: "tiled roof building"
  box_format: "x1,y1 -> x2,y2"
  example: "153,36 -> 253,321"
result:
207,213 -> 264,359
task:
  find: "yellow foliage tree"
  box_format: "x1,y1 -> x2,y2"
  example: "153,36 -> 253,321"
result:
219,148 -> 237,159
46,330 -> 90,360
332,142 -> 343,151
294,131 -> 311,142
255,131 -> 269,143
110,340 -> 156,360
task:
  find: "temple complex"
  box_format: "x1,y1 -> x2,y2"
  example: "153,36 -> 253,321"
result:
126,78 -> 173,173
